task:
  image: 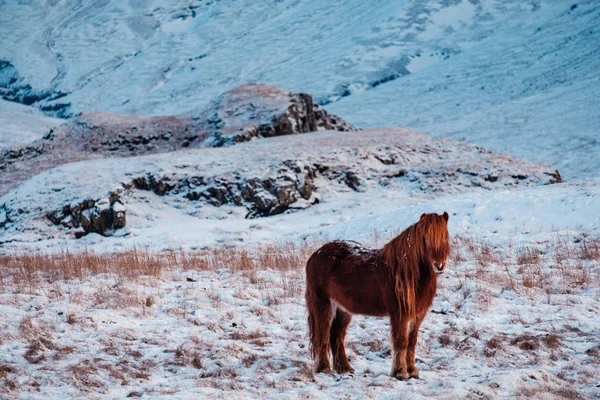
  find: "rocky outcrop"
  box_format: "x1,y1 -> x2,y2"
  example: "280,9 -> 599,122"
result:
133,160 -> 319,219
41,160 -> 318,238
1,125 -> 564,242
203,84 -> 357,146
46,193 -> 126,237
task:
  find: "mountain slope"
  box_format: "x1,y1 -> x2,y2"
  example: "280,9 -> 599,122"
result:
1,1 -> 598,178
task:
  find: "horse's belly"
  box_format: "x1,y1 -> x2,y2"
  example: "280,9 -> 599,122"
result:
330,289 -> 389,317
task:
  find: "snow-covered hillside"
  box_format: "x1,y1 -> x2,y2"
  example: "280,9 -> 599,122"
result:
0,0 -> 598,272
1,123 -> 568,252
0,100 -> 64,150
1,0 -> 599,178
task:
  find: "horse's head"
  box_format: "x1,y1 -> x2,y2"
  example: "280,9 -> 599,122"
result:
419,212 -> 450,275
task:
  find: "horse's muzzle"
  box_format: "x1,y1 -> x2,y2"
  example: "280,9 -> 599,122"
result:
433,261 -> 446,274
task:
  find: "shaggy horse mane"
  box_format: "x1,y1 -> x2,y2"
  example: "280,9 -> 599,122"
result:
382,213 -> 448,319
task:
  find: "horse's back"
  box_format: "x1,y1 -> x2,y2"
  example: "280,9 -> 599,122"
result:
306,241 -> 353,288
306,241 -> 391,316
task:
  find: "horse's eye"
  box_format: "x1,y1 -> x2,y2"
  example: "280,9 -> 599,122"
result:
445,236 -> 448,241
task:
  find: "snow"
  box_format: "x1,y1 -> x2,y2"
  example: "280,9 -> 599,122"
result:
0,100 -> 64,150
328,2 -> 600,179
0,128 -> 563,252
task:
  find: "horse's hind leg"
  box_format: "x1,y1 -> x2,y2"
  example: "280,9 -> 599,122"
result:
308,292 -> 334,373
330,308 -> 354,373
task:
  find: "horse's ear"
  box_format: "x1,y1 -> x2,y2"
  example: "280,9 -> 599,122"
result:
443,211 -> 449,221
420,213 -> 427,220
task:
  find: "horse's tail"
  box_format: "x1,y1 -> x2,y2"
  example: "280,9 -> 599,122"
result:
307,297 -> 316,359
305,251 -> 319,360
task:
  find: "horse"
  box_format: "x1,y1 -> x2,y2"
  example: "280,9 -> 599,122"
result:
305,212 -> 450,380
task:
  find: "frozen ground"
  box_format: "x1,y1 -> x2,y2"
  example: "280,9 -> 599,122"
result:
0,233 -> 599,398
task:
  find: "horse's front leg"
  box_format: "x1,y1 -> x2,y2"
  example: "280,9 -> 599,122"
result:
390,311 -> 410,380
406,316 -> 423,379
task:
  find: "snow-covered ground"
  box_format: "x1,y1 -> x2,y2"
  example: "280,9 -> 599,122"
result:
3,174 -> 599,256
1,233 -> 598,398
0,128 -> 565,252
328,1 -> 600,180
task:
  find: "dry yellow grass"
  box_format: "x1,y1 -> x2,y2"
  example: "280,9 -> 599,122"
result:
0,241 -> 317,293
0,234 -> 597,295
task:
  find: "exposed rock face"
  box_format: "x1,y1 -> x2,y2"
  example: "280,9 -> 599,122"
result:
46,194 -> 127,237
40,160 -> 319,238
0,84 -> 356,197
183,161 -> 318,218
208,84 -> 356,146
126,160 -> 318,219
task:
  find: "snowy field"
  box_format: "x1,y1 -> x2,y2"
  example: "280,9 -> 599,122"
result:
0,100 -> 64,150
0,234 -> 599,398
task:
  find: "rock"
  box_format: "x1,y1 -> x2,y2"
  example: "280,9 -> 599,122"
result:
175,164 -> 318,218
47,195 -> 127,237
80,209 -> 93,233
91,198 -> 113,234
241,178 -> 262,202
275,180 -> 298,205
484,174 -> 499,182
205,186 -> 228,206
546,169 -> 563,184
343,171 -> 361,191
112,201 -> 126,229
185,191 -> 202,201
47,209 -> 64,225
132,175 -> 174,196
205,84 -> 358,145
252,190 -> 278,216
297,172 -> 314,199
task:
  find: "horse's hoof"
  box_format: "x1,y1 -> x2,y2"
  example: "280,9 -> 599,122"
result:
335,366 -> 355,374
408,368 -> 420,379
317,368 -> 335,375
394,372 -> 410,381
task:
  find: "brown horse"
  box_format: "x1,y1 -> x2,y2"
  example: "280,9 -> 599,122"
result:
305,212 -> 450,379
